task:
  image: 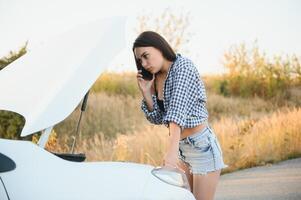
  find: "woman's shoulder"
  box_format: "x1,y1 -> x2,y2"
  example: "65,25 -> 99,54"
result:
173,53 -> 198,73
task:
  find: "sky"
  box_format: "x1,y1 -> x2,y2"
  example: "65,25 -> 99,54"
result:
0,0 -> 300,75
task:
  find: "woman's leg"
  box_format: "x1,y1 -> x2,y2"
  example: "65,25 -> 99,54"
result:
192,169 -> 221,200
177,159 -> 193,192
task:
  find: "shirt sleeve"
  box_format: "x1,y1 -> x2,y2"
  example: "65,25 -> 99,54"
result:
162,63 -> 199,129
141,94 -> 163,125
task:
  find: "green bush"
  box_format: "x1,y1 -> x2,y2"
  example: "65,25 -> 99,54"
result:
0,110 -> 26,139
216,42 -> 300,100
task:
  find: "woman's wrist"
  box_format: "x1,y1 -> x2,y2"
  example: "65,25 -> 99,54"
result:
163,149 -> 179,167
166,141 -> 179,157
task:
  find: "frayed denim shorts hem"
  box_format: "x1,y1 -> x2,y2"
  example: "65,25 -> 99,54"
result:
178,125 -> 229,175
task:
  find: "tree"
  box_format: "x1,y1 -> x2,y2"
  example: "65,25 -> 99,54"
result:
135,7 -> 192,54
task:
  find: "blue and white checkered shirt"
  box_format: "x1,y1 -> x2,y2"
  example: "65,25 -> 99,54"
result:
141,53 -> 208,130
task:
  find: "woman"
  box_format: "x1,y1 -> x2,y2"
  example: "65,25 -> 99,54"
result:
133,31 -> 228,200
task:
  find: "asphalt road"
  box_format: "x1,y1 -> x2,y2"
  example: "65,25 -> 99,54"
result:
215,158 -> 301,200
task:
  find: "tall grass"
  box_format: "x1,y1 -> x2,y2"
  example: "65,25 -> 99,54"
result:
214,107 -> 301,171
91,72 -> 139,97
1,72 -> 299,139
55,92 -> 147,139
53,91 -> 281,140
206,92 -> 277,120
47,107 -> 301,175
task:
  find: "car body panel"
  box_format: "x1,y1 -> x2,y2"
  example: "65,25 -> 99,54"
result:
0,139 -> 195,200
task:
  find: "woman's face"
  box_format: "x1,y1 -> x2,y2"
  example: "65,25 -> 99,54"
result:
134,46 -> 164,74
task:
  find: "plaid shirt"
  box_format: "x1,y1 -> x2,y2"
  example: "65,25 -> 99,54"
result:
141,53 -> 208,130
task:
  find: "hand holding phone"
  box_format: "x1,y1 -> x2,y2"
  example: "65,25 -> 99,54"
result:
137,65 -> 153,80
136,69 -> 155,93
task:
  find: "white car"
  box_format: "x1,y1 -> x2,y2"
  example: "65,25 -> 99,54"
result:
0,17 -> 195,200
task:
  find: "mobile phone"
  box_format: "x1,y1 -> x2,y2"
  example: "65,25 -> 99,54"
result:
137,65 -> 153,80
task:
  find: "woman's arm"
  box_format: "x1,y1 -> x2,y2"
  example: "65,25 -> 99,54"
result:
141,91 -> 164,125
163,122 -> 181,167
137,71 -> 163,124
142,90 -> 155,111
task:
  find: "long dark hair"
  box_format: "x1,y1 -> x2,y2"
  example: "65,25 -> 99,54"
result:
132,31 -> 176,80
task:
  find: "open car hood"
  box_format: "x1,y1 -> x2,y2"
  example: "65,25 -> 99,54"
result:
0,17 -> 126,137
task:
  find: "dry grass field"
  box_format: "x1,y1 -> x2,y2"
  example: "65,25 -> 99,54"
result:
42,87 -> 301,175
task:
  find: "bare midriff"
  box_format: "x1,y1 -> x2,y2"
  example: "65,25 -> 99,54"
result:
180,122 -> 207,140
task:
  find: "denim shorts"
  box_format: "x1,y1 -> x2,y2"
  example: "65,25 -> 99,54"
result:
178,125 -> 229,175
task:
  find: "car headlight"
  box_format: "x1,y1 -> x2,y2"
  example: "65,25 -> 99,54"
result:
151,166 -> 191,191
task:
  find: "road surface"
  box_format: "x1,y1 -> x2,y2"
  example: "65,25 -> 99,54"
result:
215,158 -> 301,200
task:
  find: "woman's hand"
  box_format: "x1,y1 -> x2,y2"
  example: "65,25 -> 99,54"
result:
136,70 -> 155,94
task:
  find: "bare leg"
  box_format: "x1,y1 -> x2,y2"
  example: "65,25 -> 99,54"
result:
177,159 -> 193,192
192,169 -> 221,200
